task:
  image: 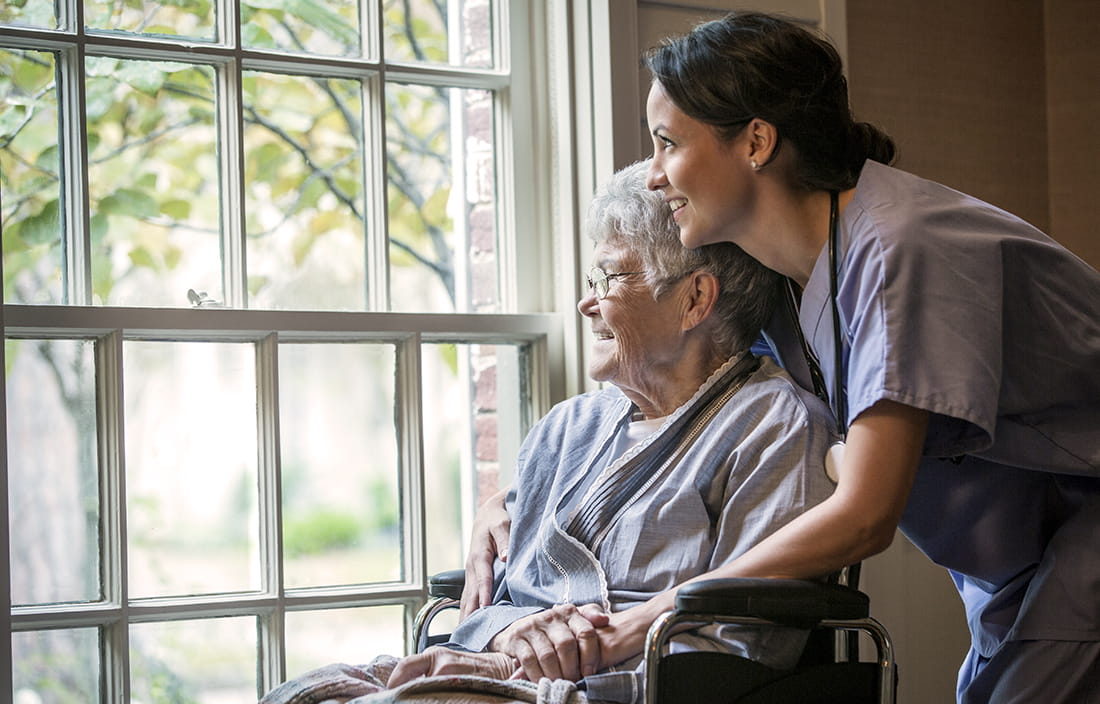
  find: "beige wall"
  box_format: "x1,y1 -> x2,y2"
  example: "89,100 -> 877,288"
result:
848,1 -> 1049,230
1045,0 -> 1100,267
847,0 -> 1100,268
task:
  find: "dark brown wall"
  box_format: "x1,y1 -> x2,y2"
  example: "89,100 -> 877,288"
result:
1045,0 -> 1100,267
847,1 -> 1050,229
846,0 -> 1100,269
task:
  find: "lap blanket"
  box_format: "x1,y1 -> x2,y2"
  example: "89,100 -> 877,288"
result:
260,656 -> 589,704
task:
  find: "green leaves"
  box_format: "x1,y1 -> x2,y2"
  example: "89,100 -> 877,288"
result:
99,188 -> 159,220
2,3 -> 471,309
283,509 -> 362,557
115,61 -> 170,96
0,100 -> 29,142
241,0 -> 358,54
12,198 -> 59,247
160,199 -> 192,220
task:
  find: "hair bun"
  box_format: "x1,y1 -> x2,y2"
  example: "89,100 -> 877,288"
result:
851,121 -> 897,167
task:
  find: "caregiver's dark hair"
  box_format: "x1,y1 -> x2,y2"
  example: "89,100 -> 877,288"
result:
644,11 -> 896,192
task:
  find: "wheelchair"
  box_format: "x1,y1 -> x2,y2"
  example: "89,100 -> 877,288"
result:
413,568 -> 896,704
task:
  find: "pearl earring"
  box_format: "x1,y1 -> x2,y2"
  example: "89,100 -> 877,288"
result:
750,159 -> 759,170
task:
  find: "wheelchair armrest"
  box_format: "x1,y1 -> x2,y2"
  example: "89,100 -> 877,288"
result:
674,578 -> 869,629
428,568 -> 467,600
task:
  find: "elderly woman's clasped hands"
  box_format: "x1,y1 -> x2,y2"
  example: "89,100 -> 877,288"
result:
488,602 -> 611,681
389,603 -> 612,687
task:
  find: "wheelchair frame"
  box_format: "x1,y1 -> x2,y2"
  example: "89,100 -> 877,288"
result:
413,570 -> 896,704
643,578 -> 895,704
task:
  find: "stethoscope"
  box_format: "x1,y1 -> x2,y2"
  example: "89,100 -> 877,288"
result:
785,191 -> 848,479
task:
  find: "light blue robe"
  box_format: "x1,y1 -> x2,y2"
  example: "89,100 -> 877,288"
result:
448,355 -> 838,703
789,160 -> 1100,701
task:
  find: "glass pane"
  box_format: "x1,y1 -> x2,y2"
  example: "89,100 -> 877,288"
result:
384,0 -> 494,68
13,628 -> 101,704
240,0 -> 360,57
84,0 -> 216,41
0,0 -> 56,29
421,343 -> 527,577
387,84 -> 498,313
130,617 -> 257,703
285,605 -> 405,673
279,343 -> 400,588
124,341 -> 259,598
1,49 -> 62,304
244,72 -> 366,311
6,339 -> 100,606
85,58 -> 219,308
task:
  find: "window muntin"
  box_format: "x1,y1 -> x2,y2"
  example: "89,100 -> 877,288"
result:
4,306 -> 548,700
2,12 -> 505,314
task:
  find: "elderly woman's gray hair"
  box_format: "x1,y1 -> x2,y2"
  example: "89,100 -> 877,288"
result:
586,160 -> 781,355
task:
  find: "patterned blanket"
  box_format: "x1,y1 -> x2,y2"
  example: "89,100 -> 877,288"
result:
259,655 -> 588,704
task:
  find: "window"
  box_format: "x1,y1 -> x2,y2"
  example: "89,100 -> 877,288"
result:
1,0 -> 562,700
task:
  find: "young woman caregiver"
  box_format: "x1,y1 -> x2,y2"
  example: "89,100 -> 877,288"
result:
463,9 -> 1099,703
638,10 -> 1100,704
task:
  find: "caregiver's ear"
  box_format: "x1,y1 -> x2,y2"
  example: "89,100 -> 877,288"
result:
746,118 -> 780,169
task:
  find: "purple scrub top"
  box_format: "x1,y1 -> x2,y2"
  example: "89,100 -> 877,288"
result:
770,161 -> 1100,680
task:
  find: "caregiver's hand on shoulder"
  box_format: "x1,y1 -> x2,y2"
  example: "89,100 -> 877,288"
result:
460,487 -> 512,619
489,603 -> 610,682
386,647 -> 516,688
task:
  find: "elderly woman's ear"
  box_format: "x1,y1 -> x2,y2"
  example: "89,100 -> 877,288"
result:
679,270 -> 721,333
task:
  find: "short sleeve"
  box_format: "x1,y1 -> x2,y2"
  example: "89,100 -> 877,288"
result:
802,171 -> 1014,458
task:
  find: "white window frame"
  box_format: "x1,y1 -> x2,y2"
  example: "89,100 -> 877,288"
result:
4,305 -> 560,698
1,304 -> 10,701
1,0 -> 575,699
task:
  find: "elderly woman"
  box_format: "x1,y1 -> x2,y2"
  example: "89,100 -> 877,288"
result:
260,161 -> 837,704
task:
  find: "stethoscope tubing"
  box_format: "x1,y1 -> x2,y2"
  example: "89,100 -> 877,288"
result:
827,190 -> 848,436
785,190 -> 848,439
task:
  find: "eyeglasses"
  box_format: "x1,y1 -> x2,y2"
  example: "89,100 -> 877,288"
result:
585,266 -> 643,300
